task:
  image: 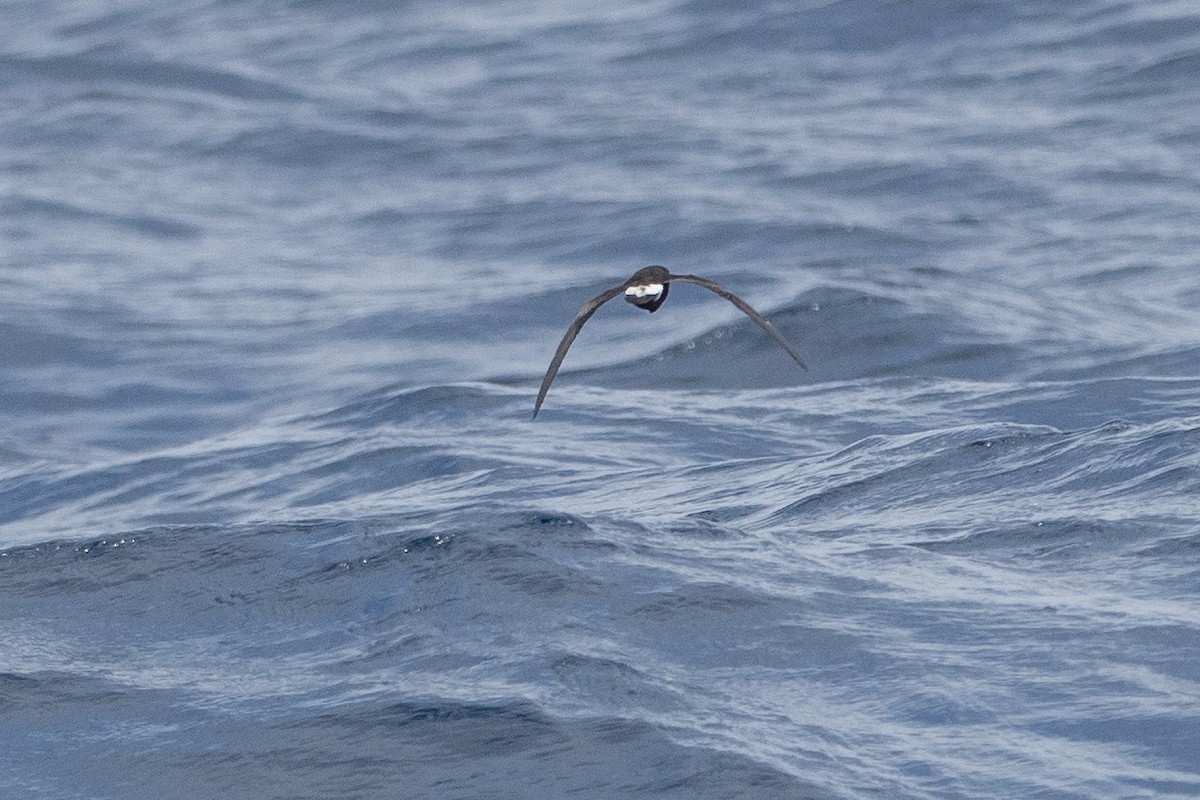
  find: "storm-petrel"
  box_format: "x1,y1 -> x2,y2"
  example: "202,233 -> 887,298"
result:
533,266 -> 806,417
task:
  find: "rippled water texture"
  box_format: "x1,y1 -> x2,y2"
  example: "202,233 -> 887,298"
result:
2,1 -> 1199,798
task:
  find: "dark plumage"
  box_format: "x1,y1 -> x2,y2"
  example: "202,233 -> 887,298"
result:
533,266 -> 806,417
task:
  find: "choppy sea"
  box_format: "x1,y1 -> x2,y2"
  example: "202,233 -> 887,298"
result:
3,1 -> 1200,798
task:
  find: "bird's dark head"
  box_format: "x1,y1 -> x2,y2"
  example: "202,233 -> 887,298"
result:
623,265 -> 671,313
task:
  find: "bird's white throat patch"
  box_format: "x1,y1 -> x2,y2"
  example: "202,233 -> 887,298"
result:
625,283 -> 664,300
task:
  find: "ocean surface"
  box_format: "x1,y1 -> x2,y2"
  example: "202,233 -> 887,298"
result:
3,1 -> 1200,798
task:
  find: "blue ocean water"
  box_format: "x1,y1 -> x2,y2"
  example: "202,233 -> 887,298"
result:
3,1 -> 1200,797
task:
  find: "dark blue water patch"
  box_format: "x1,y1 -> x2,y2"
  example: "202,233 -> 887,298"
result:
0,676 -> 825,800
966,378 -> 1200,431
350,196 -> 744,266
0,194 -> 201,240
306,383 -> 516,428
53,7 -> 149,39
285,0 -> 414,13
0,320 -> 117,368
1039,346 -> 1200,383
0,533 -> 169,598
1162,125 -> 1200,147
344,106 -> 445,131
0,670 -> 236,800
375,522 -> 606,602
1,508 -> 606,616
1116,49 -> 1200,91
630,579 -> 774,621
0,459 -> 160,528
549,651 -> 688,713
457,199 -> 914,269
763,428 -> 1020,522
668,0 -> 1028,55
0,51 -> 307,103
0,671 -> 43,714
764,416 -> 1200,539
0,515 -> 813,796
685,504 -> 771,526
663,514 -> 757,540
1054,8 -> 1200,49
366,26 -> 526,70
1135,529 -> 1200,560
279,446 -> 505,508
1,375 -> 261,454
1,420 -> 514,537
333,699 -> 566,757
910,517 -> 1179,562
222,700 -> 827,800
626,580 -> 880,676
1073,263 -> 1162,287
428,196 -> 658,263
0,520 -> 364,630
739,158 -> 1051,214
451,124 -> 679,173
1081,47 -> 1200,104
0,439 -> 289,529
577,217 -> 910,268
200,123 -> 444,171
1029,690 -> 1200,778
0,444 -> 46,480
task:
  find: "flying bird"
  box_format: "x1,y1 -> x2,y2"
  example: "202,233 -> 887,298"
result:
533,265 -> 806,417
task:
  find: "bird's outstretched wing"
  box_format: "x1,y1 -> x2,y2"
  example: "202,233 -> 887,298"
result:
533,283 -> 627,417
668,274 -> 807,369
